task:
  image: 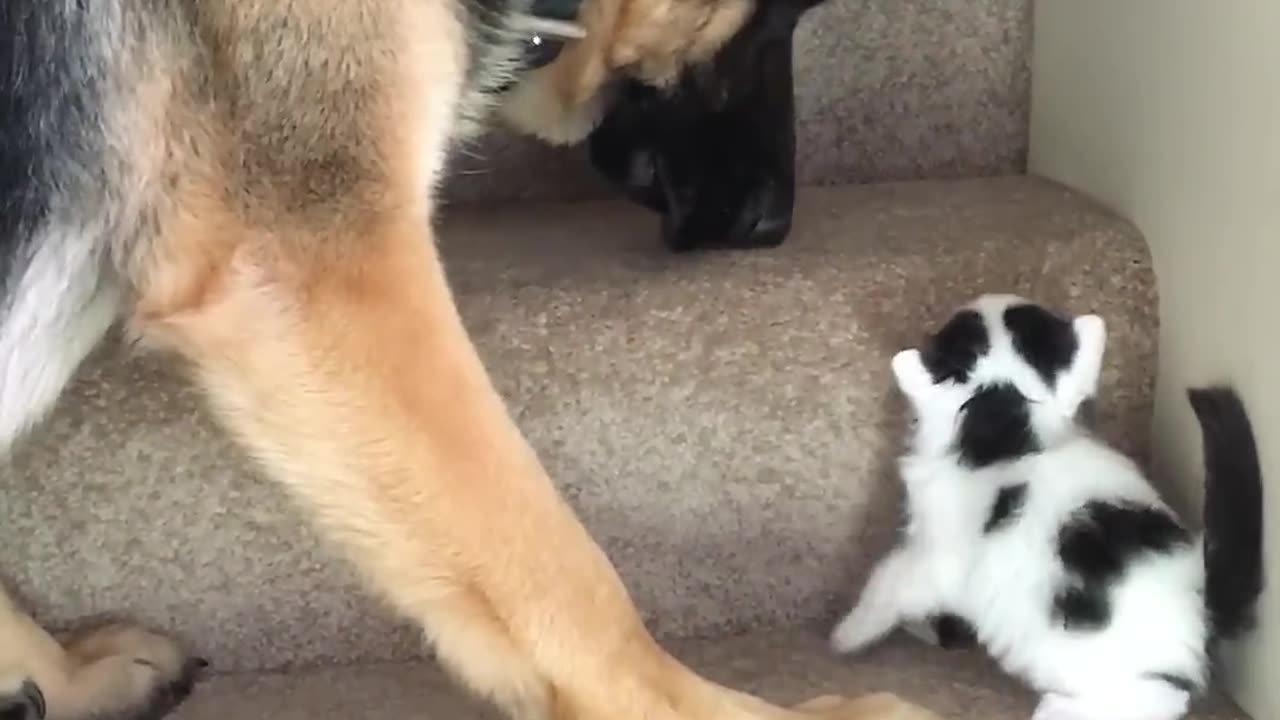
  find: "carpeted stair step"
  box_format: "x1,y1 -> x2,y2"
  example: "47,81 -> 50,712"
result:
1,176 -> 1159,675
169,631 -> 1248,720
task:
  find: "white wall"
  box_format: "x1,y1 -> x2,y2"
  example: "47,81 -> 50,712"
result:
1028,1 -> 1279,716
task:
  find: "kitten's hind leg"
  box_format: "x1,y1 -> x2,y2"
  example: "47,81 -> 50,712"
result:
829,546 -> 939,655
1031,680 -> 1191,720
0,583 -> 205,720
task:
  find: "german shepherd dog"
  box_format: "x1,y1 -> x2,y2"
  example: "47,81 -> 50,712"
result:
0,2 -> 944,720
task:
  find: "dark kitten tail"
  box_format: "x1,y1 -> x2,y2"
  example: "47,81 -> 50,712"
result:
1188,385 -> 1266,640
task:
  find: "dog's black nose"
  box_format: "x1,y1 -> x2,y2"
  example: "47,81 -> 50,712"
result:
0,681 -> 46,720
661,180 -> 794,252
739,181 -> 793,249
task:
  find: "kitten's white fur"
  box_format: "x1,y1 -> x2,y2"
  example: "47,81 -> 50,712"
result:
830,294 -> 1208,720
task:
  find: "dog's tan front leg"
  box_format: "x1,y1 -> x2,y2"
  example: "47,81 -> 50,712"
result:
135,211 -> 940,720
133,214 -> 676,719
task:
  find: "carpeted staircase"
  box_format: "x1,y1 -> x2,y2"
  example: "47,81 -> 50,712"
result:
0,2 -> 1253,719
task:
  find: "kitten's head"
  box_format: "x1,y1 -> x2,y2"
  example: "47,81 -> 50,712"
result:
891,294 -> 1107,466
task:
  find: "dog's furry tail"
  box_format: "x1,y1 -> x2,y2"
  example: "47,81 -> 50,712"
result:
1189,385 -> 1265,641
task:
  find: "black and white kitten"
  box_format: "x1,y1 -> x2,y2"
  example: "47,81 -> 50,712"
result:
829,293 -> 1264,720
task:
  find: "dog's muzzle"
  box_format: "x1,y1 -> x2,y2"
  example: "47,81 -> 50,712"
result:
498,0 -> 823,254
584,0 -> 820,252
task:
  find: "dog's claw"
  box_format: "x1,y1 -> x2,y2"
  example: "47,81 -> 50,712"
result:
0,680 -> 46,720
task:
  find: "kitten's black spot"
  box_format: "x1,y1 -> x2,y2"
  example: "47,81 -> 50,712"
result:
1052,500 -> 1193,632
1146,672 -> 1197,694
930,613 -> 980,650
1003,304 -> 1078,387
1052,583 -> 1111,630
956,383 -> 1038,467
1057,500 -> 1192,579
921,310 -> 989,384
984,483 -> 1028,533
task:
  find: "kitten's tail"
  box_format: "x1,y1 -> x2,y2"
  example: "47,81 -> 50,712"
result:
1189,385 -> 1265,640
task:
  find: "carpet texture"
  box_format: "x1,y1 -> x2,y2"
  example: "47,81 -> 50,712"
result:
169,631 -> 1248,720
0,1 -> 1252,715
441,0 -> 1032,204
1,176 -> 1159,675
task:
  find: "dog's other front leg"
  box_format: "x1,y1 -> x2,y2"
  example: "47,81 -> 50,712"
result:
134,213 -> 570,718
131,203 -> 943,720
132,203 -> 680,719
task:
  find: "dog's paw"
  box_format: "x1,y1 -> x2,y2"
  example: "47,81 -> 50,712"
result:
62,623 -> 208,720
124,652 -> 209,720
0,679 -> 45,720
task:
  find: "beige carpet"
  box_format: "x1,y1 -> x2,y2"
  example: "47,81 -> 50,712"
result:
1,175 -> 1249,716
0,0 -> 1250,714
170,631 -> 1247,720
3,176 -> 1161,675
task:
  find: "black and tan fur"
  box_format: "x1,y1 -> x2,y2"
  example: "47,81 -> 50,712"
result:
0,2 -> 938,720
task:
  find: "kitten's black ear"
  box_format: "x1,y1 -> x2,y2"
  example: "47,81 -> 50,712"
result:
1054,314 -> 1107,414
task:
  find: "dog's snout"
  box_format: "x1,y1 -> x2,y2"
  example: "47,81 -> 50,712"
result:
660,180 -> 793,252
